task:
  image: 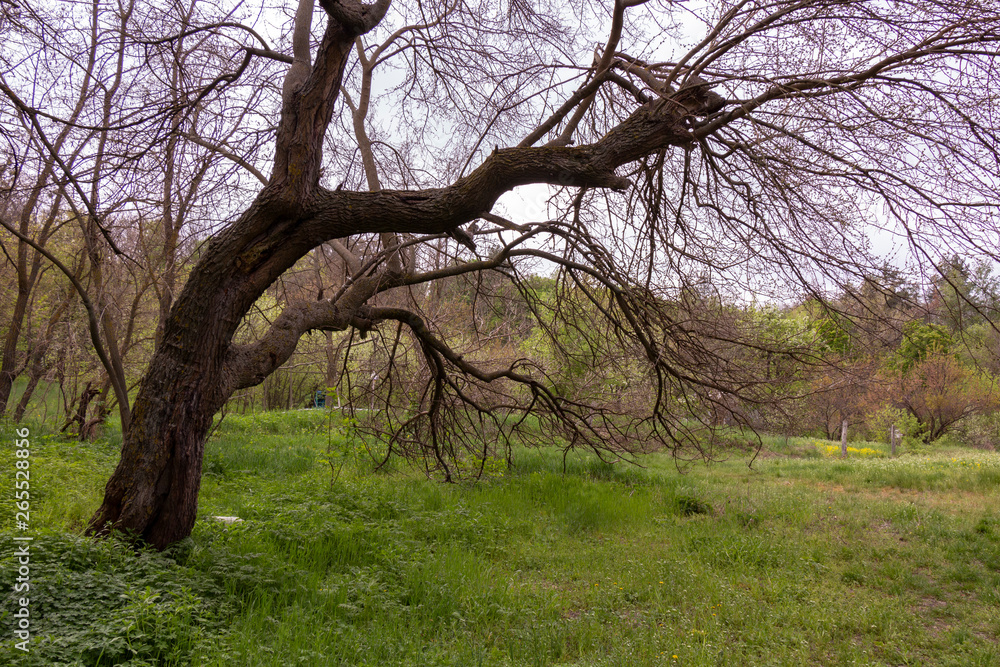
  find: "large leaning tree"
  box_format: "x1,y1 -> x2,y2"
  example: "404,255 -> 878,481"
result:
2,0 -> 999,548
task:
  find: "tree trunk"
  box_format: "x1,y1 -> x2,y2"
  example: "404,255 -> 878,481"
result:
13,342 -> 48,422
0,286 -> 30,415
88,178 -> 351,546
87,206 -> 276,547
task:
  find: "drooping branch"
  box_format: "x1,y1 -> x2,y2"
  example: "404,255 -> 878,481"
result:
352,304 -> 641,471
222,273 -> 385,390
214,71 -> 752,401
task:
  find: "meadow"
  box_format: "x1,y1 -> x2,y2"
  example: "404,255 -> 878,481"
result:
1,410 -> 998,666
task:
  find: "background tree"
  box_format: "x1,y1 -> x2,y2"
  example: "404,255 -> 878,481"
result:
880,352 -> 1000,442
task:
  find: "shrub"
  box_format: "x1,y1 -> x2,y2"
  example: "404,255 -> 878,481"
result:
865,406 -> 924,453
873,354 -> 1000,442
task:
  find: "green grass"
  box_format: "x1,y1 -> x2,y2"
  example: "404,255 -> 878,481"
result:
2,411 -> 999,665
3,378 -> 66,425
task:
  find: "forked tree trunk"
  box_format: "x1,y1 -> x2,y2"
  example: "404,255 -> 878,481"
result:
88,250 -> 243,547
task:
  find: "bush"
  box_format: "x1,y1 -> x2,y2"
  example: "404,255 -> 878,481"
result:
879,354 -> 1000,442
949,413 -> 1000,450
865,406 -> 924,453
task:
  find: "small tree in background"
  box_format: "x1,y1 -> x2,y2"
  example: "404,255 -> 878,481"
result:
880,353 -> 1000,442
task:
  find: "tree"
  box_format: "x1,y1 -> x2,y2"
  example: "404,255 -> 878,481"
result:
896,320 -> 953,372
0,93 -> 86,417
880,352 -> 1000,442
801,365 -> 875,440
3,0 -> 999,548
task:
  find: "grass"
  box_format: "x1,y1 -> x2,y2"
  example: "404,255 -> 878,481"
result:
3,378 -> 66,425
1,410 -> 999,665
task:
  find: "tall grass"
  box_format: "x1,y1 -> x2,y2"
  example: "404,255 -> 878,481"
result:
1,413 -> 998,665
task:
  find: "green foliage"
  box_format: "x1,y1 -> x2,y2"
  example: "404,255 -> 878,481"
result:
674,493 -> 713,517
949,413 -> 1000,451
881,352 -> 1000,442
811,314 -> 852,355
896,321 -> 953,371
217,409 -> 327,437
320,409 -> 361,483
202,410 -> 327,479
0,423 -> 119,531
865,405 -> 925,452
0,534 -> 231,666
929,256 -> 1000,334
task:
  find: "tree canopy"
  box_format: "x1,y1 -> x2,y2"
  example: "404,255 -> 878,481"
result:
2,0 -> 999,547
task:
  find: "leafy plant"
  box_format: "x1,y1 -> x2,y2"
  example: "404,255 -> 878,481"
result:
0,534 -> 231,666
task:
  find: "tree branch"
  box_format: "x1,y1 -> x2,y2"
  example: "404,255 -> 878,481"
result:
0,212 -> 131,430
295,94 -> 710,245
222,272 -> 384,390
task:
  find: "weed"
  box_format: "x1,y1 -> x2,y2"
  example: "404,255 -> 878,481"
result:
675,494 -> 712,516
